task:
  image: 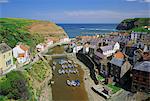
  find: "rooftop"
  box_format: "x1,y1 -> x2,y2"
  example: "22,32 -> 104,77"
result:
134,61 -> 150,72
114,52 -> 124,59
100,45 -> 113,52
0,43 -> 12,54
94,51 -> 105,59
110,58 -> 124,67
20,45 -> 29,51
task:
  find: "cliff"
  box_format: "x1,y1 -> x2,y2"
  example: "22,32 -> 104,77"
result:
0,18 -> 67,49
116,18 -> 150,32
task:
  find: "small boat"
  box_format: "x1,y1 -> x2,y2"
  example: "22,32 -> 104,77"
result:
61,69 -> 65,74
71,80 -> 77,86
52,66 -> 56,71
66,80 -> 80,87
68,60 -> 72,64
62,65 -> 66,69
69,69 -> 74,73
73,69 -> 78,74
53,61 -> 57,65
75,80 -> 80,86
66,80 -> 71,86
58,69 -> 62,74
58,69 -> 65,74
65,70 -> 69,74
74,64 -> 78,68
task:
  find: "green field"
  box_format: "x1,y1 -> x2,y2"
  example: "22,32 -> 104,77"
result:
0,18 -> 44,51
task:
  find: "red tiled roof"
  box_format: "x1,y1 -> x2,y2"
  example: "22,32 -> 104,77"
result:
114,52 -> 124,59
143,52 -> 150,61
20,45 -> 29,51
18,53 -> 25,57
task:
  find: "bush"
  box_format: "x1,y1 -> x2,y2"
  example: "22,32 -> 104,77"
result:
28,60 -> 48,82
0,71 -> 29,100
0,96 -> 9,101
107,83 -> 121,94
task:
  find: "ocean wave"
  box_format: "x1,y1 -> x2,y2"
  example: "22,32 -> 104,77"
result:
80,28 -> 116,31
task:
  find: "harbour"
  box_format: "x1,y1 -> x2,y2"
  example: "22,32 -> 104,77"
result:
47,46 -> 89,101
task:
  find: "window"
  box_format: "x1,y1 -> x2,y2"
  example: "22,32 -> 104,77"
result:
9,52 -> 11,56
140,87 -> 145,91
134,85 -> 137,89
143,78 -> 146,82
116,78 -> 119,82
135,77 -> 139,80
6,59 -> 11,66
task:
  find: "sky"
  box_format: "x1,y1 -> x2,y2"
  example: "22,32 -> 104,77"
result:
0,0 -> 150,23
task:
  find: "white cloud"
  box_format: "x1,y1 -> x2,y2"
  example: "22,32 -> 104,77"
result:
143,0 -> 150,2
48,10 -> 149,23
64,10 -> 149,18
13,10 -> 149,23
0,0 -> 9,3
126,0 -> 137,1
126,0 -> 150,3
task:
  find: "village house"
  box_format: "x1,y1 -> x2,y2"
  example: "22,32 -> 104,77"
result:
73,45 -> 83,53
108,51 -> 131,84
60,37 -> 70,43
46,38 -> 54,46
97,42 -> 120,57
144,26 -> 150,30
132,61 -> 150,93
131,32 -> 147,43
13,44 -> 30,64
36,43 -> 45,52
0,43 -> 14,74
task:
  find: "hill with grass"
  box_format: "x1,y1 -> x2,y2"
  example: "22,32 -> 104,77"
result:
116,18 -> 150,32
0,60 -> 51,101
0,18 -> 67,51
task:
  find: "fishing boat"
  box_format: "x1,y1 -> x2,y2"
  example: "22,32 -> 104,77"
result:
66,80 -> 80,86
68,60 -> 73,64
66,80 -> 71,86
74,64 -> 78,68
73,69 -> 78,74
58,69 -> 65,74
52,65 -> 56,71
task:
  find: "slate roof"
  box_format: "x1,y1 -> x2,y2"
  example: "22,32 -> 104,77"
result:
100,45 -> 113,52
133,61 -> 150,72
110,58 -> 124,67
95,51 -> 105,59
0,43 -> 12,54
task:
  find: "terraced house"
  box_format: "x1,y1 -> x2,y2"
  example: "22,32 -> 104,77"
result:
132,61 -> 150,93
0,43 -> 13,74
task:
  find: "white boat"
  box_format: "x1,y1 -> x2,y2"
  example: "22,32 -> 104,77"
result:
68,60 -> 72,64
69,69 -> 74,73
52,66 -> 56,71
66,80 -> 71,86
58,69 -> 62,74
66,80 -> 80,87
74,64 -> 78,68
58,69 -> 65,74
65,70 -> 69,74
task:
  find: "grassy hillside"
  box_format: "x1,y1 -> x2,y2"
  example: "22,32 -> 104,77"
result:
116,18 -> 150,32
0,18 -> 67,51
0,60 -> 51,101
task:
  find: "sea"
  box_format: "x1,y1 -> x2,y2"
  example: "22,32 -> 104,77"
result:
57,24 -> 118,38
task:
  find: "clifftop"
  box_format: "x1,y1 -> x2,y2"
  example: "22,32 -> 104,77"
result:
0,18 -> 67,49
116,18 -> 150,32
